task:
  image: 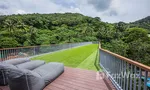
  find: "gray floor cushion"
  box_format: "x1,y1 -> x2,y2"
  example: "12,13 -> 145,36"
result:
0,63 -> 17,85
0,58 -> 30,86
16,60 -> 45,70
5,67 -> 45,90
33,62 -> 64,85
0,59 -> 44,86
0,60 -> 64,90
3,58 -> 30,65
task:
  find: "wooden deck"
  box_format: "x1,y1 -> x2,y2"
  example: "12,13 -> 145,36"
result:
0,67 -> 115,90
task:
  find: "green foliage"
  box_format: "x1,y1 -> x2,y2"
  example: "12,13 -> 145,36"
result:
110,40 -> 129,57
82,36 -> 97,41
36,34 -> 50,45
101,25 -> 150,66
0,37 -> 19,48
127,40 -> 150,65
119,28 -> 150,65
123,28 -> 149,43
130,16 -> 150,33
0,13 -> 101,47
96,24 -> 115,42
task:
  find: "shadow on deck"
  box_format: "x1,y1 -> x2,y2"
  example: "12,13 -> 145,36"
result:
0,67 -> 115,90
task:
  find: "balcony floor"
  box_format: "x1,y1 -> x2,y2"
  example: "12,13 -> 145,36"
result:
0,67 -> 115,90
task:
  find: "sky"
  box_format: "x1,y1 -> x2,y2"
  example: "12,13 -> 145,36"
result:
0,0 -> 150,23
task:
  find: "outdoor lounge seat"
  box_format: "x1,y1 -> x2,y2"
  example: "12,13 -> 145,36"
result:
0,58 -> 31,86
4,62 -> 64,90
0,63 -> 16,86
0,58 -> 45,86
33,62 -> 64,85
5,66 -> 45,90
0,60 -> 45,86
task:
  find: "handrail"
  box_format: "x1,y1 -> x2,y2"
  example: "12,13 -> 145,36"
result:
99,42 -> 150,90
100,48 -> 150,71
99,43 -> 150,71
0,42 -> 90,50
0,42 -> 93,61
0,45 -> 50,50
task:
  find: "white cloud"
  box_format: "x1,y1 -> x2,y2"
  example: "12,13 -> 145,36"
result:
0,0 -> 150,23
15,10 -> 26,14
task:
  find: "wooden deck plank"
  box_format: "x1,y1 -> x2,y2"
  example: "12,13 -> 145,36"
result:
0,67 -> 115,90
44,67 -> 114,90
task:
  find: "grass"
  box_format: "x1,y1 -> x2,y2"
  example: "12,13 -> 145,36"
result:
31,44 -> 101,71
77,50 -> 101,71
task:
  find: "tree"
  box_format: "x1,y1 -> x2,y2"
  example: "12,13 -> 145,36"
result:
0,37 -> 19,48
110,40 -> 129,57
25,26 -> 38,45
123,27 -> 149,43
94,17 -> 101,21
114,22 -> 127,39
127,40 -> 150,65
17,21 -> 27,31
96,24 -> 115,43
122,27 -> 150,65
36,34 -> 50,45
3,19 -> 16,33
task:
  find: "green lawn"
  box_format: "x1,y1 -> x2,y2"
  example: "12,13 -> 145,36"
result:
31,44 -> 101,71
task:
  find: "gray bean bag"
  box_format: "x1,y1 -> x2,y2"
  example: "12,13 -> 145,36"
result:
0,63 -> 16,85
3,58 -> 30,65
0,58 -> 30,86
0,59 -> 44,86
4,62 -> 64,90
16,60 -> 45,70
6,68 -> 45,90
33,62 -> 64,85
